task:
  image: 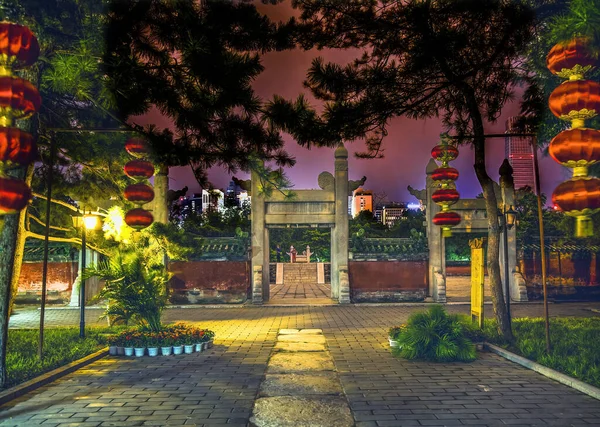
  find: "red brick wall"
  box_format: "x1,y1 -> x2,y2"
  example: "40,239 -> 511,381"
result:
18,262 -> 76,293
522,253 -> 599,285
169,261 -> 249,291
349,261 -> 428,292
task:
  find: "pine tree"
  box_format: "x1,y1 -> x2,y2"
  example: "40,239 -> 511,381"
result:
265,0 -> 540,341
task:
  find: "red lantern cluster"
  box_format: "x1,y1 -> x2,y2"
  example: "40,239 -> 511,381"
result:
123,137 -> 154,230
547,38 -> 600,237
431,135 -> 461,237
0,23 -> 40,218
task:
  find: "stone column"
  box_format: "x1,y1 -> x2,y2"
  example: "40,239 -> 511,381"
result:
332,144 -> 350,303
251,168 -> 267,304
153,164 -> 169,224
426,158 -> 445,301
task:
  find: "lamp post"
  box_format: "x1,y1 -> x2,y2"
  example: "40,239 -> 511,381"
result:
498,205 -> 517,322
72,211 -> 99,338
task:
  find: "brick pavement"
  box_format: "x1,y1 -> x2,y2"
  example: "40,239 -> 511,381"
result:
1,304 -> 600,426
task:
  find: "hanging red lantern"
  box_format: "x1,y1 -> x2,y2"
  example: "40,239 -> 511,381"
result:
432,211 -> 461,238
124,183 -> 155,205
125,138 -> 150,158
431,141 -> 459,166
432,188 -> 460,206
549,80 -> 600,128
124,159 -> 154,180
0,76 -> 41,122
0,126 -> 35,165
0,176 -> 32,215
125,208 -> 154,230
546,38 -> 596,80
0,23 -> 40,72
549,128 -> 600,177
552,178 -> 600,237
431,167 -> 459,183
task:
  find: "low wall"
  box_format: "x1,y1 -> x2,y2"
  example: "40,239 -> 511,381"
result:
349,260 -> 428,302
16,262 -> 76,304
168,261 -> 249,304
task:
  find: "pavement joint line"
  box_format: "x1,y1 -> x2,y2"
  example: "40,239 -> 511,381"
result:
0,347 -> 109,407
484,343 -> 600,401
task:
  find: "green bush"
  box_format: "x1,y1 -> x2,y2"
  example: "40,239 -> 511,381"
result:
395,305 -> 476,362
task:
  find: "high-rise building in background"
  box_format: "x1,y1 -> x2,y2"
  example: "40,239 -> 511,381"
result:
351,188 -> 373,217
505,116 -> 536,190
381,203 -> 406,228
202,189 -> 224,213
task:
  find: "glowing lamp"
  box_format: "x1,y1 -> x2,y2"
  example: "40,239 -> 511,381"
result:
124,159 -> 154,180
0,76 -> 41,124
552,178 -> 600,237
0,126 -> 35,165
431,167 -> 459,182
83,214 -> 100,230
549,128 -> 600,177
125,208 -> 154,230
124,183 -> 155,205
0,23 -> 40,73
431,142 -> 459,166
0,176 -> 31,215
431,188 -> 460,207
125,138 -> 150,158
548,80 -> 600,128
546,38 -> 596,81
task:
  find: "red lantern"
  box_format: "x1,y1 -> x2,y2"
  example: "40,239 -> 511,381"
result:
124,160 -> 154,180
549,80 -> 600,127
0,23 -> 40,71
0,76 -> 41,122
549,128 -> 600,177
125,208 -> 154,230
0,176 -> 31,215
125,138 -> 150,158
124,183 -> 154,205
431,143 -> 459,166
546,38 -> 596,80
432,211 -> 461,237
0,126 -> 35,165
552,178 -> 600,237
431,167 -> 459,182
432,188 -> 460,206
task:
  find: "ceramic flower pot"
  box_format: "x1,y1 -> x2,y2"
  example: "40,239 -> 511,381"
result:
207,340 -> 214,348
160,346 -> 172,356
184,345 -> 194,354
173,345 -> 184,355
124,347 -> 134,356
194,343 -> 203,352
116,346 -> 124,356
147,347 -> 159,357
109,346 -> 117,356
134,347 -> 145,357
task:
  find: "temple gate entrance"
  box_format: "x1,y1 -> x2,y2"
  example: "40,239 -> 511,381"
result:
251,145 -> 353,304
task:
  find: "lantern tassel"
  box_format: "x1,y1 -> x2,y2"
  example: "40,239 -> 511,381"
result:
575,216 -> 594,238
442,227 -> 452,238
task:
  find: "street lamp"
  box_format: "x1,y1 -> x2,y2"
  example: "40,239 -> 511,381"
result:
72,210 -> 100,338
498,204 -> 517,323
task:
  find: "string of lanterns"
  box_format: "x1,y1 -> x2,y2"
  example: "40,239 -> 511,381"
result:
431,135 -> 461,237
123,137 -> 154,230
547,37 -> 600,238
0,22 -> 40,218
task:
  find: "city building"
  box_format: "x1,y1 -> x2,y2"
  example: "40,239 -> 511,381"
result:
505,116 -> 536,190
351,188 -> 373,217
381,203 -> 406,227
202,189 -> 224,213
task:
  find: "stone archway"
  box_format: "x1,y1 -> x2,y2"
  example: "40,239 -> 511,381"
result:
409,158 -> 527,303
250,145 -> 352,304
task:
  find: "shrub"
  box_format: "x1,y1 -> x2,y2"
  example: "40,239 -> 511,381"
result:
395,305 -> 476,362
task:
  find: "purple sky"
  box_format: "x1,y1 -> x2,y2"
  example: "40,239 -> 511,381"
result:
134,2 -> 569,204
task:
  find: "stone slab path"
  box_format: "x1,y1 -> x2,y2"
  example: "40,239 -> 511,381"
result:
269,282 -> 332,305
2,304 -> 600,426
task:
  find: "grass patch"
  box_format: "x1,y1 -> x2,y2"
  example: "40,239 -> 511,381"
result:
469,317 -> 600,388
5,328 -> 114,389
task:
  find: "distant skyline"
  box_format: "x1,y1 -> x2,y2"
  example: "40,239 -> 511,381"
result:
135,2 -> 568,204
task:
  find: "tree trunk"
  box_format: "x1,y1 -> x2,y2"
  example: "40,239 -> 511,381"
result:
153,164 -> 169,224
0,166 -> 28,387
8,165 -> 34,316
465,89 -> 514,342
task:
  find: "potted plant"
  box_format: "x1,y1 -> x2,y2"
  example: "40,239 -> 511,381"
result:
107,334 -> 119,356
146,332 -> 159,357
133,332 -> 146,357
203,330 -> 215,350
388,325 -> 405,348
123,333 -> 135,356
193,329 -> 205,352
183,330 -> 195,354
159,332 -> 173,356
172,330 -> 184,355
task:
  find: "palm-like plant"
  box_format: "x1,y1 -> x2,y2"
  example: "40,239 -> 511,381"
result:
396,305 -> 476,362
85,251 -> 169,332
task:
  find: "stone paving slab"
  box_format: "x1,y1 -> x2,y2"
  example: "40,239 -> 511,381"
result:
266,352 -> 335,373
273,341 -> 326,352
259,373 -> 343,396
251,396 -> 353,427
277,333 -> 326,344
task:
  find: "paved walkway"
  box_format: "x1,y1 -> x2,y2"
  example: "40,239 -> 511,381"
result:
269,282 -> 332,305
2,303 -> 600,426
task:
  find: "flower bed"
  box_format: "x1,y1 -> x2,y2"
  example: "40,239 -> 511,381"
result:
107,323 -> 215,357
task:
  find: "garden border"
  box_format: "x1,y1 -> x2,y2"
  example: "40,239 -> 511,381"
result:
0,347 -> 108,407
484,343 -> 600,401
